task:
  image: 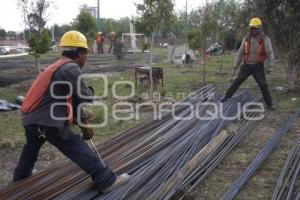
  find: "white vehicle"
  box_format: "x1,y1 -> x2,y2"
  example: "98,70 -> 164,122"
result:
0,47 -> 9,55
161,43 -> 168,48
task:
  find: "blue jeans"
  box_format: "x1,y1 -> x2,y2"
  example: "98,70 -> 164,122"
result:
13,124 -> 116,189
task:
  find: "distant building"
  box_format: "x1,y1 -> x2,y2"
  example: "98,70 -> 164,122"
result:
82,4 -> 97,18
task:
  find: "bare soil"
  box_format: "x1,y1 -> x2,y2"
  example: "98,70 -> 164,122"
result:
0,143 -> 64,189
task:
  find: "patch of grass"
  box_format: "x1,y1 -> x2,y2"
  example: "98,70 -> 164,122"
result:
0,87 -> 26,146
0,87 -> 25,102
0,111 -> 24,147
23,51 -> 60,62
0,88 -> 17,102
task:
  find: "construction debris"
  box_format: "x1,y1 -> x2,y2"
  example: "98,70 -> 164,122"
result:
206,42 -> 223,56
0,99 -> 20,111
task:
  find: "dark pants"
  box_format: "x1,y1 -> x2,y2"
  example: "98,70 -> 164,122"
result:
97,43 -> 104,54
13,125 -> 116,189
224,63 -> 273,106
108,41 -> 115,53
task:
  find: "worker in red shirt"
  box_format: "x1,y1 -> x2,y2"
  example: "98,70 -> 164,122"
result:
96,31 -> 105,54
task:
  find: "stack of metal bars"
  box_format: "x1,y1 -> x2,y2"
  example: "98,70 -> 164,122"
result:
272,132 -> 300,200
159,103 -> 263,199
98,91 -> 259,200
0,85 -> 262,200
221,109 -> 300,200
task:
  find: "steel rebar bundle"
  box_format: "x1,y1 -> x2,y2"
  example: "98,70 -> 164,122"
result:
0,85 -> 262,200
97,91 -> 260,200
221,109 -> 300,200
272,132 -> 300,200
161,105 -> 264,200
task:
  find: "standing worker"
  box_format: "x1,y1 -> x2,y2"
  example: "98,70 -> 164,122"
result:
221,17 -> 275,110
167,31 -> 176,63
108,31 -> 117,54
13,30 -> 129,193
96,31 -> 105,54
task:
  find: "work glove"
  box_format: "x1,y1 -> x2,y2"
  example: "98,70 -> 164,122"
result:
80,126 -> 94,140
79,110 -> 96,140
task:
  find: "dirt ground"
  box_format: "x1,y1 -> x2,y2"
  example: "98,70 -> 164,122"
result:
0,142 -> 65,189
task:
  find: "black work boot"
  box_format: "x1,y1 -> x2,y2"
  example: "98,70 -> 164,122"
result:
265,103 -> 276,111
220,96 -> 228,103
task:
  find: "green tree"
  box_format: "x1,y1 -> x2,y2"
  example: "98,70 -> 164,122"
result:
0,29 -> 6,39
97,17 -> 130,38
18,0 -> 51,71
211,0 -> 241,49
136,0 -> 176,34
174,0 -> 243,49
72,10 -> 96,48
136,0 -> 176,100
7,31 -> 17,39
116,17 -> 131,35
187,29 -> 203,54
53,24 -> 72,39
27,29 -> 51,65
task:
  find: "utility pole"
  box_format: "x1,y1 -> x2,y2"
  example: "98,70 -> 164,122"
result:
203,0 -> 208,85
97,0 -> 100,31
184,0 -> 188,58
51,26 -> 55,41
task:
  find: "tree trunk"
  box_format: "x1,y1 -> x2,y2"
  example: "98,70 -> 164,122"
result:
149,32 -> 154,102
167,45 -> 175,63
287,68 -> 297,91
219,49 -> 224,72
35,55 -> 41,72
284,55 -> 299,92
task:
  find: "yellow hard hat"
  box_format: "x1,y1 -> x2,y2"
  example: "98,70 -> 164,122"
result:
60,31 -> 88,49
249,18 -> 262,28
98,32 -> 103,35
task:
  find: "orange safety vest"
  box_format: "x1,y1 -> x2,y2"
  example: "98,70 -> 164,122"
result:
243,37 -> 266,63
96,35 -> 104,44
22,58 -> 74,125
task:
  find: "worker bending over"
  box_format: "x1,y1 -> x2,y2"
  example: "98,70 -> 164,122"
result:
13,30 -> 129,193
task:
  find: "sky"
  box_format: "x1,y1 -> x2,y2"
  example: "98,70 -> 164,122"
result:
0,0 -> 204,32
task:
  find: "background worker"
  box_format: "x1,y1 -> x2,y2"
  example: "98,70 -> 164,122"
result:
13,30 -> 129,193
167,31 -> 176,63
108,31 -> 116,53
96,31 -> 105,54
221,17 -> 275,110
